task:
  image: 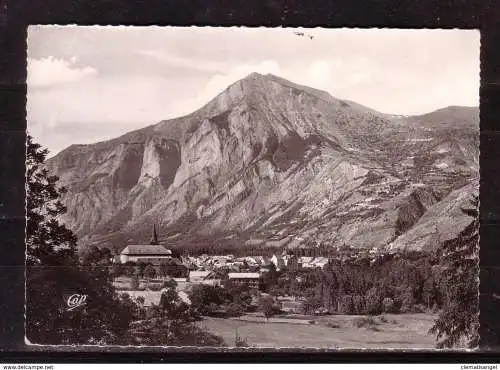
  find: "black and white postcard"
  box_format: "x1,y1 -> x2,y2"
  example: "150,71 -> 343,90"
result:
25,26 -> 479,349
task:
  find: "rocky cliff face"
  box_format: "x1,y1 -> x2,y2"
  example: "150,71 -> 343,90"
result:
46,73 -> 479,253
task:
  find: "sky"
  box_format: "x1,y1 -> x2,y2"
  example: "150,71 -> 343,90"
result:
27,26 -> 480,156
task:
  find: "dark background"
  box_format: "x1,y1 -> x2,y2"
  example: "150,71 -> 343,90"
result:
1,0 -> 500,362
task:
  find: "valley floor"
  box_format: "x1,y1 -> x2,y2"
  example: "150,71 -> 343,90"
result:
197,313 -> 438,349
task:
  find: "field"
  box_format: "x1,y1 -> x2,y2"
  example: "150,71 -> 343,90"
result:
197,313 -> 438,349
113,277 -> 439,349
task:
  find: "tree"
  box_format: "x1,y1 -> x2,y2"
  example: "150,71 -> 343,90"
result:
422,278 -> 435,310
188,284 -> 224,315
135,296 -> 145,306
130,274 -> 140,290
123,261 -> 137,277
352,295 -> 365,315
258,295 -> 277,321
364,287 -> 382,315
338,294 -> 355,314
261,263 -> 278,292
110,263 -> 125,278
100,247 -> 113,262
26,134 -> 77,267
137,262 -> 148,278
429,195 -> 479,349
399,287 -> 416,313
25,135 -> 136,345
144,265 -> 157,280
81,245 -> 104,265
301,295 -> 323,315
159,263 -> 170,278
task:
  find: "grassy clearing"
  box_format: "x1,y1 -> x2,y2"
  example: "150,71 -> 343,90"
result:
197,313 -> 437,349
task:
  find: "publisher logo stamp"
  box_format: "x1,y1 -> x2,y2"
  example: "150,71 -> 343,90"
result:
66,294 -> 87,311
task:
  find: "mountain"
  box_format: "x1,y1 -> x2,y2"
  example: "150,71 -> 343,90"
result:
46,73 -> 479,254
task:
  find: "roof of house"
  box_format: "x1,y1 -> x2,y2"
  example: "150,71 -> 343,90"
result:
228,272 -> 260,279
313,257 -> 329,264
299,256 -> 314,264
120,245 -> 172,256
189,270 -> 212,278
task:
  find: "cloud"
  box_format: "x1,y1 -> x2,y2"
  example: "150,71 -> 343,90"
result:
27,56 -> 97,87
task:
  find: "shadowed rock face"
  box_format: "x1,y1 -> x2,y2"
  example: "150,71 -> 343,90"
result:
46,73 -> 479,253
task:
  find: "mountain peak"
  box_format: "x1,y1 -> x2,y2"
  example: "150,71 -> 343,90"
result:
232,72 -> 335,103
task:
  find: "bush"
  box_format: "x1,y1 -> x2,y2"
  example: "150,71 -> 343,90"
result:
353,316 -> 378,329
226,303 -> 244,317
258,295 -> 279,320
327,322 -> 341,328
235,332 -> 249,347
207,303 -> 220,315
382,297 -> 399,314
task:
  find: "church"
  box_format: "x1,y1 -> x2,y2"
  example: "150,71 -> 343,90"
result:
119,225 -> 173,265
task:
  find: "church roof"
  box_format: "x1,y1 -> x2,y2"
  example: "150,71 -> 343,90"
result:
120,245 -> 172,256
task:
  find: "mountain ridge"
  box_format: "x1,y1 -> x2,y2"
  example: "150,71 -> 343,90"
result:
46,73 -> 479,255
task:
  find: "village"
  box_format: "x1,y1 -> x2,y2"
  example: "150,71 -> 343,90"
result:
95,224 -> 441,347
110,225 -> 334,314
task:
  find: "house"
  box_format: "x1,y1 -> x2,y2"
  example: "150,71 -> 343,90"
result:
270,254 -> 286,271
311,257 -> 329,269
249,256 -> 265,265
119,245 -> 173,265
188,270 -> 212,283
187,270 -> 221,286
227,272 -> 261,289
121,286 -> 191,307
298,256 -> 314,268
297,256 -> 329,269
180,256 -> 198,270
199,279 -> 222,287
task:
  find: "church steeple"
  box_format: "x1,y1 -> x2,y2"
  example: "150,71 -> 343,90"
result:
150,224 -> 159,245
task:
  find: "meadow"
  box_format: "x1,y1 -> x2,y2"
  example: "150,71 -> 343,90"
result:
197,313 -> 437,349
